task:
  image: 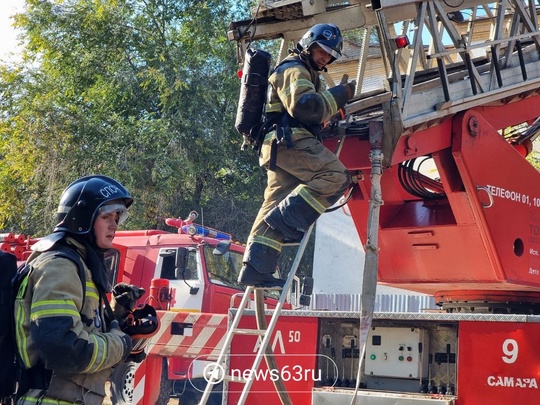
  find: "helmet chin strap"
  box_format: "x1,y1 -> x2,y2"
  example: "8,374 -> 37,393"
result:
301,51 -> 326,72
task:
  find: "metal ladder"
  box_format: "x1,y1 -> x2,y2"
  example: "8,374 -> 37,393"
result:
199,225 -> 314,405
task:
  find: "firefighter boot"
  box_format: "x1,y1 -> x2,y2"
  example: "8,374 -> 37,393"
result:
238,263 -> 285,288
265,193 -> 322,241
264,206 -> 305,241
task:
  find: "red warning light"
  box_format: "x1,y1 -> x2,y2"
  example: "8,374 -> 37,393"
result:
394,35 -> 410,49
237,69 -> 243,79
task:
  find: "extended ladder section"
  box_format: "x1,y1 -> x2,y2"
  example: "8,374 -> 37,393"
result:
374,0 -> 540,130
199,226 -> 314,405
229,0 -> 540,136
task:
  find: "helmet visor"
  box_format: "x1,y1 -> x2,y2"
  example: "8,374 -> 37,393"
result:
317,42 -> 341,60
98,203 -> 129,224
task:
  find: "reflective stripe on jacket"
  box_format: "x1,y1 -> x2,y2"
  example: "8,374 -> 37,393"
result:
15,237 -> 126,404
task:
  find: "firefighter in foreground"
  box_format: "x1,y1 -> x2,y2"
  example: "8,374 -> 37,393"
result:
238,23 -> 355,287
14,175 -> 143,405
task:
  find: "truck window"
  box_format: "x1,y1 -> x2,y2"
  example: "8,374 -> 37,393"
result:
203,245 -> 243,289
158,247 -> 199,281
183,248 -> 199,280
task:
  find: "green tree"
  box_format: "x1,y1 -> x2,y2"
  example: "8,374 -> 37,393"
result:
0,0 -> 264,241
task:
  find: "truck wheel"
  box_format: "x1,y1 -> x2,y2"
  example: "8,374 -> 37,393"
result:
110,362 -> 135,405
156,358 -> 173,405
110,359 -> 172,405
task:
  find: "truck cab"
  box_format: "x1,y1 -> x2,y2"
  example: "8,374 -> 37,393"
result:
107,218 -> 284,405
110,230 -> 248,315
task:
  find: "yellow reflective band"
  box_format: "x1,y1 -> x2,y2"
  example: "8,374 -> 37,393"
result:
266,103 -> 282,113
31,300 -> 79,319
321,89 -> 339,113
83,334 -> 107,373
279,78 -> 313,100
14,299 -> 31,368
16,274 -> 29,299
20,395 -> 76,405
296,185 -> 326,214
85,281 -> 99,301
252,235 -> 283,252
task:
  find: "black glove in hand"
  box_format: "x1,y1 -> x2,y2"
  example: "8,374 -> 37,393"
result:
340,73 -> 356,100
346,80 -> 356,101
128,350 -> 147,363
111,282 -> 145,319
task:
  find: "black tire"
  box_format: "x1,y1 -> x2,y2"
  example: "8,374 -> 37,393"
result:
110,362 -> 135,405
110,359 -> 172,405
156,358 -> 173,405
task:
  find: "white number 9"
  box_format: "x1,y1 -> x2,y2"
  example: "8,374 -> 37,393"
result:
502,339 -> 518,364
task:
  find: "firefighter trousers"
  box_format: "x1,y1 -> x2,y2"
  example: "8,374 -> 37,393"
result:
243,135 -> 350,274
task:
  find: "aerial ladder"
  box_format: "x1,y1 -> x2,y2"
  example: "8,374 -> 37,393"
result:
209,0 -> 540,402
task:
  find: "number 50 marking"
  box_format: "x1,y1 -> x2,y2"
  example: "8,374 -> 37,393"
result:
502,339 -> 518,364
289,330 -> 301,343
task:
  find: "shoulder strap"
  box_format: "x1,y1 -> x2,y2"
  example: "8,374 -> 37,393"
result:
47,245 -> 115,329
32,246 -> 89,325
273,55 -> 309,74
45,245 -> 87,311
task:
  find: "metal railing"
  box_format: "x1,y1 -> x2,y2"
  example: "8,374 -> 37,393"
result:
309,292 -> 437,312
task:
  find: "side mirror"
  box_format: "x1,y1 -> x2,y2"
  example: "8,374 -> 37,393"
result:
175,247 -> 199,295
213,240 -> 231,256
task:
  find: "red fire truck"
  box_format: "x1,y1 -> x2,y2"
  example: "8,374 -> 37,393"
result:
190,0 -> 540,403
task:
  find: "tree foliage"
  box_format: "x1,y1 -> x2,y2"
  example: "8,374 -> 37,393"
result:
0,0 -> 265,241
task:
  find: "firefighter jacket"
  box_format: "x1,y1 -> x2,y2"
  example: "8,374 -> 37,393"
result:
242,53 -> 351,274
14,236 -> 130,405
264,54 -> 350,144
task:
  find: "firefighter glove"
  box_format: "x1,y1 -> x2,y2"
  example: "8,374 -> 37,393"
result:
121,304 -> 160,358
128,350 -> 147,364
111,282 -> 145,319
109,319 -> 133,362
340,74 -> 356,100
345,79 -> 356,101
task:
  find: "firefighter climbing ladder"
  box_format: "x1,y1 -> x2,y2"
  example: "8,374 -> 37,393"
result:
230,0 -> 540,136
199,225 -> 314,405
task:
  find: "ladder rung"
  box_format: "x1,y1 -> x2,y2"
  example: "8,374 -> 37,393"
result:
253,285 -> 283,291
282,241 -> 301,246
232,328 -> 267,336
223,375 -> 248,383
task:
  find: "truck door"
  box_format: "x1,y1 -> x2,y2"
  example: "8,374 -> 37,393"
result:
155,247 -> 205,312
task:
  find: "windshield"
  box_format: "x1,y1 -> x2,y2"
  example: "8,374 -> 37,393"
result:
203,244 -> 244,289
203,244 -> 281,299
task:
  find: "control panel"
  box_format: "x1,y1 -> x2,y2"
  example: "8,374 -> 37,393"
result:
365,327 -> 429,379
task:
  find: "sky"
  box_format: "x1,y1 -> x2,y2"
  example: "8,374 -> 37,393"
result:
0,0 -> 25,61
